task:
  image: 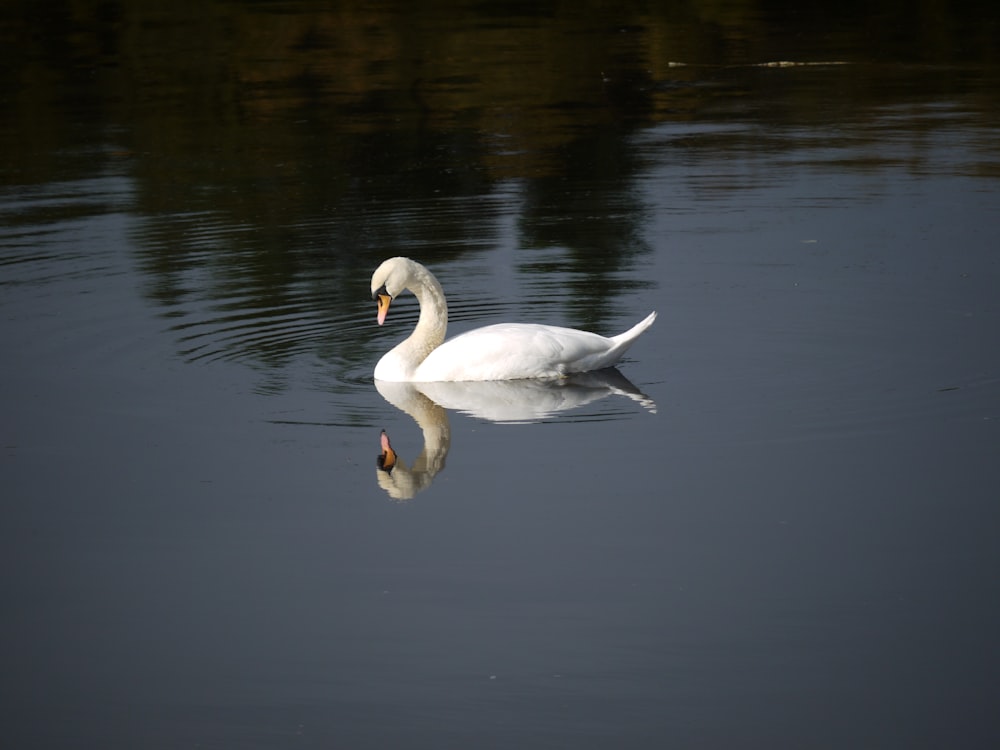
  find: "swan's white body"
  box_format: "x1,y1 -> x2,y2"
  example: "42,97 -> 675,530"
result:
370,257 -> 656,383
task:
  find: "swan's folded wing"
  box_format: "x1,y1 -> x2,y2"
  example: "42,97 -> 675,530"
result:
413,323 -> 617,381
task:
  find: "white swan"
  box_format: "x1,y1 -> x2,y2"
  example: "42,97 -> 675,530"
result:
370,257 -> 656,382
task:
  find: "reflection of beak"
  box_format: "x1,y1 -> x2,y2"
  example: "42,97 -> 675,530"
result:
376,293 -> 392,326
377,430 -> 397,473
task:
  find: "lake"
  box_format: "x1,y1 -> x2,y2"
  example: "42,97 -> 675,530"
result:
2,2 -> 999,748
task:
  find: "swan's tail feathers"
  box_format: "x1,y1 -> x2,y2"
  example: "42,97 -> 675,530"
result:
611,311 -> 657,347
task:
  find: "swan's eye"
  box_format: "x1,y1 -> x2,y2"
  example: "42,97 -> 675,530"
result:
373,284 -> 390,301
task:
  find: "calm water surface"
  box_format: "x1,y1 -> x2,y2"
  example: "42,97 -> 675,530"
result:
2,2 -> 1000,748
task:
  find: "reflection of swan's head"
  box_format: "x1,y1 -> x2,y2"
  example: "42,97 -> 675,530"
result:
374,426 -> 449,502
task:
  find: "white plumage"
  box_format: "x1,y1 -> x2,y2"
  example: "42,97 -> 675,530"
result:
370,257 -> 656,383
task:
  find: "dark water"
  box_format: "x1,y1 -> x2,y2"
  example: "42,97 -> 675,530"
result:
2,2 -> 1000,748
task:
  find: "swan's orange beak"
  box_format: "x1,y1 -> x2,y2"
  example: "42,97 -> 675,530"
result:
376,292 -> 392,326
378,430 -> 397,473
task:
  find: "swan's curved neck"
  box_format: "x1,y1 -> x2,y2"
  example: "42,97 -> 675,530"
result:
374,259 -> 452,381
381,263 -> 447,378
410,265 -> 448,349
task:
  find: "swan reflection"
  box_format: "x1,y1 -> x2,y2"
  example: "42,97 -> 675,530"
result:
375,369 -> 655,501
374,382 -> 451,501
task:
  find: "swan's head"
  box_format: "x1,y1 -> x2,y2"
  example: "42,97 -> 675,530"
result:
370,257 -> 420,326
